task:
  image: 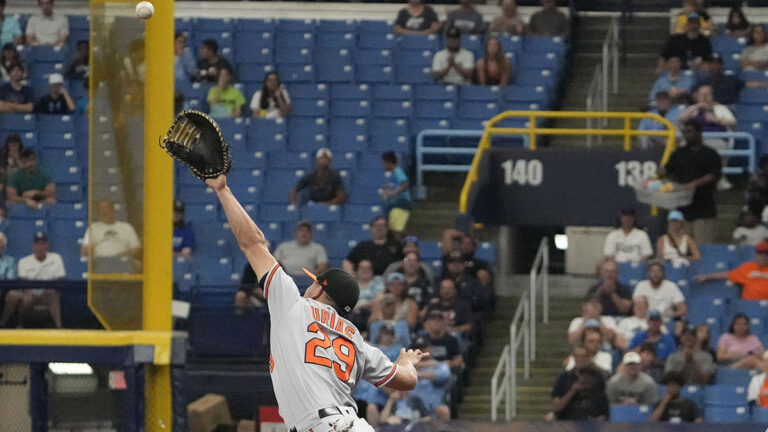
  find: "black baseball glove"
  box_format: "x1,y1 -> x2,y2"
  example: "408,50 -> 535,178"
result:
159,109 -> 232,180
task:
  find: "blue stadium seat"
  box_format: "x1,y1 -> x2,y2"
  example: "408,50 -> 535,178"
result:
419,241 -> 442,260
343,204 -> 383,223
736,104 -> 768,122
259,204 -> 299,222
373,100 -> 413,118
62,255 -> 88,281
609,405 -> 650,423
347,186 -> 384,205
704,385 -> 748,407
336,222 -> 371,241
38,132 -> 75,149
276,64 -> 315,83
234,33 -> 274,64
329,117 -> 368,151
330,99 -> 371,117
369,132 -> 410,152
276,18 -> 316,33
711,36 -> 747,54
331,151 -> 359,170
287,118 -> 327,150
275,46 -> 313,64
195,17 -> 233,31
476,242 -> 497,265
36,114 -> 75,133
730,299 -> 768,320
0,114 -> 35,131
515,68 -> 556,87
704,405 -> 749,423
291,83 -> 330,101
230,149 -> 267,170
56,184 -> 84,203
24,45 -> 67,63
356,65 -> 395,84
497,35 -> 523,54
460,85 -> 502,102
415,84 -> 458,101
178,185 -> 218,204
275,32 -> 315,49
173,257 -> 192,283
691,279 -> 741,298
714,367 -> 754,387
739,87 -> 768,104
397,34 -> 439,50
371,118 -> 409,137
359,20 -> 394,34
373,84 -> 413,101
193,31 -> 233,52
330,83 -> 371,101
519,52 -> 563,69
617,261 -> 644,287
352,167 -> 388,187
246,118 -> 287,151
268,151 -> 313,171
215,117 -> 246,144
228,168 -> 264,188
523,36 -> 566,53
197,257 -> 239,285
355,48 -> 393,66
48,202 -> 87,220
395,65 -> 433,84
235,18 -> 275,32
460,35 -> 483,58
185,203 -> 219,223
752,406 -> 768,422
68,15 -> 90,31
191,287 -> 236,306
300,204 -> 342,222
395,49 -> 434,66
316,32 -> 356,49
6,219 -> 46,256
259,221 -> 284,244
324,238 -> 359,259
457,102 -> 500,120
416,100 -> 455,119
6,203 -> 46,220
40,147 -> 77,170
681,385 -> 704,410
413,118 -> 451,133
48,164 -> 81,183
291,99 -> 329,117
317,19 -> 357,33
48,219 -> 86,252
358,32 -> 397,49
316,63 -> 355,83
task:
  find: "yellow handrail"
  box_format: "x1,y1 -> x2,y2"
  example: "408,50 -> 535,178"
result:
458,111 -> 677,213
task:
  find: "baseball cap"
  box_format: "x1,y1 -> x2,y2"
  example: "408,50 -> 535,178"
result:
33,231 -> 48,242
667,210 -> 684,221
296,220 -> 312,231
426,309 -> 445,321
622,351 -> 642,365
173,200 -> 185,212
402,235 -> 419,246
757,240 -> 768,254
387,272 -> 405,283
315,147 -> 333,160
584,319 -> 602,328
446,27 -> 461,39
446,250 -> 464,263
648,310 -> 662,320
48,73 -> 64,85
302,268 -> 359,313
687,12 -> 700,21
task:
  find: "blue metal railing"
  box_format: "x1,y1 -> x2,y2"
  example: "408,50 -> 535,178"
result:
699,131 -> 757,175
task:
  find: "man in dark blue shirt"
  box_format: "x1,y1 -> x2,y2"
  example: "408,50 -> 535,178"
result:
0,63 -> 32,113
697,55 -> 743,105
33,73 -> 74,114
172,200 -> 195,257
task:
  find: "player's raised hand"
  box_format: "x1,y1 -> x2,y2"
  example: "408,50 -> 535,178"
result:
397,348 -> 430,366
205,174 -> 227,191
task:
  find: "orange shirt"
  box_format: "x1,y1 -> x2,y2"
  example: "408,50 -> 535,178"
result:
728,262 -> 768,300
760,377 -> 768,407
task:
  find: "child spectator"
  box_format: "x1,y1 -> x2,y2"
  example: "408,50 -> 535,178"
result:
393,0 -> 440,35
650,372 -> 702,422
6,149 -> 55,208
733,208 -> 768,246
607,351 -> 659,405
656,210 -> 701,266
431,27 -> 474,86
250,71 -> 291,119
207,68 -> 244,118
665,324 -> 714,385
172,201 -> 195,258
632,260 -> 687,321
0,64 -> 33,113
34,73 -> 74,115
173,32 -> 195,83
725,7 -> 751,39
476,37 -> 513,86
26,0 -> 68,46
195,39 -> 232,83
380,151 -> 411,233
648,56 -> 694,103
551,345 -> 609,420
0,1 -> 21,47
488,0 -> 526,36
740,25 -> 768,71
64,40 -> 89,82
603,206 -> 653,263
716,313 -> 765,370
528,0 -> 569,38
445,0 -> 485,35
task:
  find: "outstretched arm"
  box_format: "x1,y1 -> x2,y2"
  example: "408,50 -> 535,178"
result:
385,348 -> 430,391
206,175 -> 276,278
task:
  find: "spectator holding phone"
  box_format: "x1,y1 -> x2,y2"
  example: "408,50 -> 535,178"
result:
250,71 -> 291,119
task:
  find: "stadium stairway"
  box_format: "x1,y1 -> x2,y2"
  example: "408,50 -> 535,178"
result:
552,16 -> 670,147
457,295 -> 581,420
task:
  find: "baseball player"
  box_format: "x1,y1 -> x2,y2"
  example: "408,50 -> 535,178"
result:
205,174 -> 429,432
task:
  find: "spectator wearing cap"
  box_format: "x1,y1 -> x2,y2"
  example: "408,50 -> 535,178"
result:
355,322 -> 402,426
658,12 -> 712,73
733,208 -> 768,246
656,210 -> 701,267
34,73 -> 74,115
289,148 -> 347,206
740,25 -> 768,71
344,216 -> 402,276
650,371 -> 703,422
716,313 -> 765,370
0,232 -> 15,280
207,67 -> 245,119
747,358 -> 768,408
648,56 -> 694,104
0,63 -> 32,113
440,228 -> 493,289
673,0 -> 714,35
697,240 -> 768,300
172,201 -> 195,258
80,199 -> 141,258
195,39 -> 232,83
370,272 -> 419,329
409,337 -> 452,420
665,324 -> 714,385
1,232 -> 64,328
607,352 -> 659,405
380,151 -> 412,232
658,120 -> 721,244
0,1 -> 21,47
565,326 -> 613,374
603,207 -> 653,264
6,149 -> 56,209
421,309 -> 463,370
567,297 -> 625,350
273,221 -> 328,277
528,0 -> 569,38
393,0 -> 440,35
697,54 -> 743,106
632,260 -> 687,321
628,310 -> 677,361
26,0 -> 68,47
424,278 -> 474,340
551,345 -> 609,421
368,294 -> 412,347
431,27 -> 474,86
586,258 -> 632,316
445,0 -> 485,35
442,250 -> 489,319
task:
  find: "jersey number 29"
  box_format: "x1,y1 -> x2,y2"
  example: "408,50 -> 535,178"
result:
305,322 -> 357,382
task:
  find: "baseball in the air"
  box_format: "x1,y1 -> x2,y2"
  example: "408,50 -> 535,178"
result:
135,1 -> 154,20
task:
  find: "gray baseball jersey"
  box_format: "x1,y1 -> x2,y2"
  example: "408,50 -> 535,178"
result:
264,263 -> 398,427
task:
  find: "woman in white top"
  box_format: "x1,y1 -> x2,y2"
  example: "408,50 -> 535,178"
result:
603,207 -> 653,263
740,25 -> 768,71
656,210 -> 701,267
249,71 -> 292,119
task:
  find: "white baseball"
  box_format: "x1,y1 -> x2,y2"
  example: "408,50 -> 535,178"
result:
135,1 -> 154,20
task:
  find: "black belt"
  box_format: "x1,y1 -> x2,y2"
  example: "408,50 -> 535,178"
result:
289,406 -> 349,432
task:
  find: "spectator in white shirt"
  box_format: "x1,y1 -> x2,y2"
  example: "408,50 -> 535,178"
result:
431,26 -> 474,86
567,297 -> 625,350
733,208 -> 768,246
80,199 -> 141,258
250,71 -> 291,119
565,327 -> 613,374
25,0 -> 68,46
617,296 -> 665,343
1,232 -> 64,328
603,207 -> 653,263
273,220 -> 329,276
632,260 -> 688,321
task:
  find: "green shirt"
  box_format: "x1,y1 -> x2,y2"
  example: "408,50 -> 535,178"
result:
207,86 -> 245,118
8,167 -> 53,195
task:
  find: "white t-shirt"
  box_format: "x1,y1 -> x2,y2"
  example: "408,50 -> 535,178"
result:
733,225 -> 768,246
603,228 -> 653,263
567,316 -> 618,334
17,252 -> 66,280
632,280 -> 685,318
748,372 -> 766,403
565,351 -> 613,374
432,48 -> 474,85
617,316 -> 648,342
25,13 -> 68,45
249,88 -> 291,119
273,240 -> 328,276
81,221 -> 141,258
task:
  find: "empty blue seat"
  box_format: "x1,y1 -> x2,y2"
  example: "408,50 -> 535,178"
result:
276,18 -> 316,33
460,35 -> 483,57
711,36 -> 747,53
752,406 -> 768,422
290,83 -> 329,101
195,17 -> 233,31
36,114 -> 75,133
358,32 -> 397,49
397,34 -> 439,50
347,186 -> 384,205
287,118 -> 327,150
519,52 -> 562,69
235,18 -> 275,32
316,32 -> 356,48
343,204 -> 383,223
317,19 -> 357,33
497,35 -> 523,54
352,168 -> 388,187
523,36 -> 566,53
291,99 -> 329,117
6,203 -> 46,220
259,204 -> 299,222
739,86 -> 768,104
48,219 -> 86,251
197,257 -> 238,285
609,405 -> 650,423
230,149 -> 267,170
692,279 -> 741,298
330,152 -> 359,170
234,33 -> 274,64
416,100 -> 455,119
331,83 -> 371,101
329,117 -> 368,151
48,202 -> 86,220
419,241 -> 442,260
476,242 -> 497,265
413,118 -> 451,133
704,385 -> 747,407
680,385 -> 704,410
189,305 -> 268,357
316,63 -> 355,83
48,163 -> 81,183
0,114 -> 35,131
371,118 -> 409,137
370,132 -> 410,152
373,100 -> 413,118
714,367 -> 753,387
704,405 -> 749,423
330,99 -> 371,117
24,45 -> 67,63
324,238 -> 359,258
617,261 -> 645,287
68,15 -> 90,31
737,104 -> 768,122
395,49 -> 434,66
730,298 -> 768,320
277,64 -> 315,83
215,117 -> 246,144
274,46 -> 313,64
355,48 -> 393,66
335,222 -> 371,241
515,68 -> 556,86
228,168 -> 264,187
457,102 -> 500,120
275,32 -> 315,49
395,65 -> 433,84
185,203 -> 219,222
373,84 -> 413,101
268,151 -> 313,170
460,86 -> 502,102
259,221 -> 284,244
178,185 -> 218,204
56,184 -> 84,202
265,169 -> 306,187
6,219 -> 46,255
246,118 -> 287,150
356,65 -> 394,83
38,132 -> 75,148
415,84 -> 458,101
301,204 -> 342,222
